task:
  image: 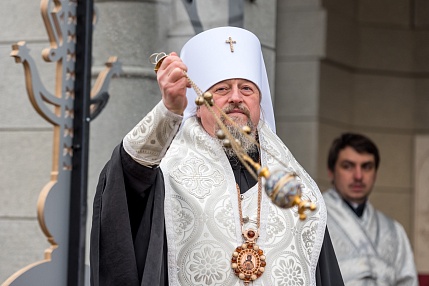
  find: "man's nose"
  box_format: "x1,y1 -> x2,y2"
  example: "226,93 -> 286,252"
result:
354,167 -> 363,180
228,86 -> 243,103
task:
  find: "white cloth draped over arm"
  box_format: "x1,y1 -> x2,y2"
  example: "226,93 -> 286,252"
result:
123,101 -> 183,167
393,221 -> 419,286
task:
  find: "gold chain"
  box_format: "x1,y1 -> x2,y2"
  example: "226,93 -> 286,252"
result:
183,70 -> 203,96
236,177 -> 262,230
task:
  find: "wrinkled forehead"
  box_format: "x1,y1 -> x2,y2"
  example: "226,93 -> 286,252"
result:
208,78 -> 259,88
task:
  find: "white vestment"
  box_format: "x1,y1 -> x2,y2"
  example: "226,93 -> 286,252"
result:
323,189 -> 418,286
161,117 -> 326,285
125,102 -> 327,285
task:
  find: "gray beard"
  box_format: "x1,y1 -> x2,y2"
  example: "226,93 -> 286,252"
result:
217,117 -> 258,157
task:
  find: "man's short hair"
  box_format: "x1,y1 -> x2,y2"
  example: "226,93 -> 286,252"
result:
327,133 -> 380,171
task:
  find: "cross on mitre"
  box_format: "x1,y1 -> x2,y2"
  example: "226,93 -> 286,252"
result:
225,36 -> 236,52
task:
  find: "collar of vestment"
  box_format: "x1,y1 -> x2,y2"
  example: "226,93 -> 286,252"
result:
342,197 -> 367,218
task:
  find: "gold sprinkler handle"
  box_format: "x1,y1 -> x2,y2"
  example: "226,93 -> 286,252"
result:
149,52 -> 168,73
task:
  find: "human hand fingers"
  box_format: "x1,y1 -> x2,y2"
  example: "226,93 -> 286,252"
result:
157,52 -> 190,115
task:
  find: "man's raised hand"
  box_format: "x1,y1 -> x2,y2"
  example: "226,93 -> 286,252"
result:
157,52 -> 191,115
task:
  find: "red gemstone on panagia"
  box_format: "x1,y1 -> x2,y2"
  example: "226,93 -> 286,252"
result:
235,269 -> 240,274
261,261 -> 266,267
248,230 -> 255,238
232,257 -> 237,262
258,249 -> 263,255
236,247 -> 242,252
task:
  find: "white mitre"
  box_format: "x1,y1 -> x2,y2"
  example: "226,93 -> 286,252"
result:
180,26 -> 276,133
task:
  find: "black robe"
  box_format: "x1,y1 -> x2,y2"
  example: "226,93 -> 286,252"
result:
90,144 -> 344,286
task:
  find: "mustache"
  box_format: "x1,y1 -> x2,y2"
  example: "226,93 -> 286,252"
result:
222,103 -> 250,117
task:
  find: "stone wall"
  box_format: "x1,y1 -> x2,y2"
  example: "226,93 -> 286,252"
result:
275,0 -> 429,275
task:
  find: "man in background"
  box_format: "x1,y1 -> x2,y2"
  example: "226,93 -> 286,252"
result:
323,133 -> 418,285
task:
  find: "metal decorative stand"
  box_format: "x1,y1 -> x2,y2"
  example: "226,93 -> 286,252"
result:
3,0 -> 121,285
